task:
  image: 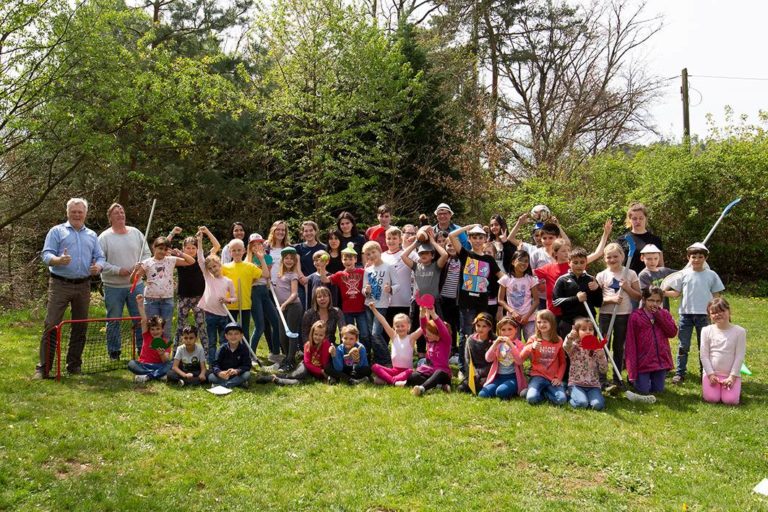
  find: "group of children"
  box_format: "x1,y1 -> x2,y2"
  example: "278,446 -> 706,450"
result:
124,203 -> 747,407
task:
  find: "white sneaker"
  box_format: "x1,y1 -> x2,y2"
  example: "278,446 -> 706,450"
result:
411,385 -> 425,396
134,374 -> 150,383
519,387 -> 528,398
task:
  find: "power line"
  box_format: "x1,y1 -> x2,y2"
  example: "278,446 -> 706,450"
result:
690,74 -> 768,82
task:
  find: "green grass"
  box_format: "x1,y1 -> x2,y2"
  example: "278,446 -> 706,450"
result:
1,297 -> 767,511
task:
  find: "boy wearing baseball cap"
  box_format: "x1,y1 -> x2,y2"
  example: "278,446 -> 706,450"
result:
664,243 -> 725,384
207,322 -> 252,388
637,244 -> 676,311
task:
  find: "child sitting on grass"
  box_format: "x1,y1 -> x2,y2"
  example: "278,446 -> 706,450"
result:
369,304 -> 420,386
520,310 -> 566,405
207,322 -> 251,389
167,325 -> 207,386
408,307 -> 452,396
563,318 -> 608,410
478,317 -> 527,400
325,325 -> 371,385
458,312 -> 495,394
128,294 -> 173,383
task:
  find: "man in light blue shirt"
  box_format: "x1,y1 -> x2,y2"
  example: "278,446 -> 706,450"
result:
35,198 -> 105,379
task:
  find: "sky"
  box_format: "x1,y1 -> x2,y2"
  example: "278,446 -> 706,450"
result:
641,0 -> 768,141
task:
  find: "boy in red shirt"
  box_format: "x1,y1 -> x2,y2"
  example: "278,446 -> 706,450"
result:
319,243 -> 370,353
128,294 -> 173,383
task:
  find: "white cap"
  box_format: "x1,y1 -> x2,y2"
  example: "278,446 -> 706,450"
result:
434,203 -> 454,216
640,244 -> 661,254
687,242 -> 709,253
468,225 -> 487,236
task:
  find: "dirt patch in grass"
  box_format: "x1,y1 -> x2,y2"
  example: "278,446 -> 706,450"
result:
45,458 -> 95,480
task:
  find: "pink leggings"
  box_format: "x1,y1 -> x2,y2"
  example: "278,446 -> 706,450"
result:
702,373 -> 741,405
371,364 -> 413,385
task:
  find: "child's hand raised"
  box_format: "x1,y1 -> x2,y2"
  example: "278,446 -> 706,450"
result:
517,213 -> 530,224
171,226 -> 183,236
603,218 -> 613,234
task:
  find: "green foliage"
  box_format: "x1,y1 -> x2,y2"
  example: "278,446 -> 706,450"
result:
489,133 -> 768,287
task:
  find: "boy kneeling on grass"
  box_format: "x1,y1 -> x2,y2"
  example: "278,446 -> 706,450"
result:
128,294 -> 173,384
167,325 -> 207,386
207,322 -> 251,389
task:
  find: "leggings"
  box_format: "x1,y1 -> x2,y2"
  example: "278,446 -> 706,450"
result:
406,369 -> 451,391
371,364 -> 412,385
702,373 -> 741,405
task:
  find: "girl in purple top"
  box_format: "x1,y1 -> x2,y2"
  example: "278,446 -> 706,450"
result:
409,307 -> 453,396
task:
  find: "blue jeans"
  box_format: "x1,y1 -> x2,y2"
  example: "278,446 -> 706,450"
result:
479,373 -> 518,399
366,307 -> 391,366
144,297 -> 174,343
127,359 -> 172,380
676,314 -> 709,377
458,307 -> 479,374
250,285 -> 281,355
205,313 -> 229,366
634,369 -> 667,394
344,312 -> 370,353
568,385 -> 605,410
526,376 -> 566,405
104,283 -> 143,355
208,370 -> 251,388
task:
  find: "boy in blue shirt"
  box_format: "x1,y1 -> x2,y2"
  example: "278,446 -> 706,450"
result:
208,322 -> 252,388
324,325 -> 371,385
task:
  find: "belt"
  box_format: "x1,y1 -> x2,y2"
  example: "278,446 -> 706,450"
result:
51,273 -> 90,284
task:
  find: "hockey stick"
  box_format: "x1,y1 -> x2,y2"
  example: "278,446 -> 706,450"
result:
269,284 -> 300,339
583,302 -> 655,404
224,309 -> 262,367
129,198 -> 157,293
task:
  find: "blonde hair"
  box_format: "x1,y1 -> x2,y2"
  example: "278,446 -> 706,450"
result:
267,220 -> 290,248
204,254 -> 221,272
534,310 -> 558,342
552,238 -> 570,253
392,313 -> 410,326
308,320 -> 326,344
604,242 -> 624,259
386,226 -> 402,237
362,240 -> 382,253
228,239 -> 245,250
341,324 -> 359,339
106,203 -> 123,219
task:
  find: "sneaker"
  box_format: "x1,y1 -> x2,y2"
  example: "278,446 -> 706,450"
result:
671,375 -> 684,385
449,355 -> 459,366
411,385 -> 425,396
268,353 -> 284,364
518,387 -> 528,398
32,369 -> 46,380
349,377 -> 368,386
67,366 -> 82,375
277,362 -> 295,374
177,379 -> 185,387
394,380 -> 407,388
604,384 -> 618,395
441,384 -> 452,393
266,363 -> 281,372
255,374 -> 277,384
134,374 -> 150,383
327,376 -> 338,385
372,375 -> 385,385
109,351 -> 121,361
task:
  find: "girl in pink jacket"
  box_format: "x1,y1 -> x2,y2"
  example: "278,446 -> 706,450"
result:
625,286 -> 677,395
478,318 -> 528,399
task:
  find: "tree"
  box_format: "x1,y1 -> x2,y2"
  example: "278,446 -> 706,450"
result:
495,0 -> 663,177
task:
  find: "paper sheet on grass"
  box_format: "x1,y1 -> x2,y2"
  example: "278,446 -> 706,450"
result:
207,385 -> 233,396
754,478 -> 768,496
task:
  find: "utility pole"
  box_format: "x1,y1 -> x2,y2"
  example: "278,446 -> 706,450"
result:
681,68 -> 690,149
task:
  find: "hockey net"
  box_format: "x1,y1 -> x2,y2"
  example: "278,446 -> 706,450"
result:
43,316 -> 141,381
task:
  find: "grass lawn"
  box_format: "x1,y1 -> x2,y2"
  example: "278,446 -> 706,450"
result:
1,296 -> 767,511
